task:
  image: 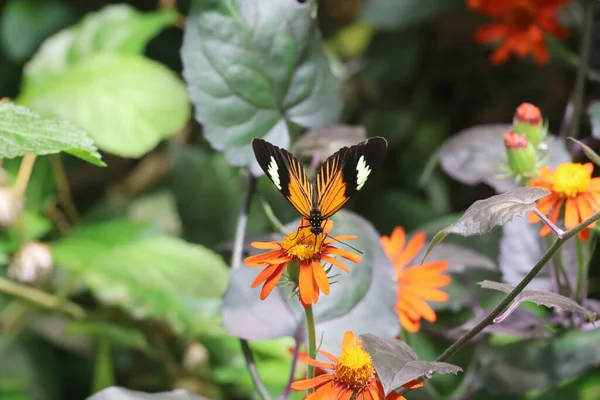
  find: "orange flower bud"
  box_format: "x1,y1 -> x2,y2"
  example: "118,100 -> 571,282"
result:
513,102 -> 546,149
504,130 -> 537,177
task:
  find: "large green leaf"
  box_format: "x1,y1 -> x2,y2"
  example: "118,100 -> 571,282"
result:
51,220 -> 228,335
181,0 -> 342,171
0,102 -> 104,166
19,54 -> 189,157
0,0 -> 75,63
221,210 -> 399,354
19,4 -> 188,158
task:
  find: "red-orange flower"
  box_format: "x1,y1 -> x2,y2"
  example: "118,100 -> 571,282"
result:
244,220 -> 361,307
291,331 -> 423,400
468,0 -> 570,65
529,162 -> 600,240
380,227 -> 452,332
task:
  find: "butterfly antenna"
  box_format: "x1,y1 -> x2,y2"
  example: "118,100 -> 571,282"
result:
324,233 -> 363,254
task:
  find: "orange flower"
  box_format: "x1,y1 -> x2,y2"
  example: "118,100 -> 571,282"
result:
529,162 -> 600,240
380,227 -> 451,333
291,331 -> 423,399
244,220 -> 361,307
468,0 -> 570,65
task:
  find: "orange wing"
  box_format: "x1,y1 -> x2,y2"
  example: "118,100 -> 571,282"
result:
252,139 -> 313,218
316,137 -> 388,219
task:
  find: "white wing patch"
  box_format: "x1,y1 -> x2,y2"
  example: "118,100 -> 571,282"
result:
267,156 -> 282,190
356,155 -> 371,190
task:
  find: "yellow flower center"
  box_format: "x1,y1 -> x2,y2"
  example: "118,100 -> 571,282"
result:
334,344 -> 375,391
282,227 -> 324,261
552,163 -> 591,198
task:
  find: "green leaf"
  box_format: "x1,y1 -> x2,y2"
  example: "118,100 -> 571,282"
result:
19,53 -> 189,158
479,280 -> 596,321
92,339 -> 115,393
181,0 -> 342,171
568,137 -> 600,167
0,0 -> 75,62
221,210 -> 399,355
0,101 -> 104,166
51,221 -> 229,335
423,187 -> 550,263
23,4 -> 176,85
360,334 -> 462,395
361,0 -> 462,30
67,322 -> 150,352
479,328 -> 600,394
87,387 -> 210,400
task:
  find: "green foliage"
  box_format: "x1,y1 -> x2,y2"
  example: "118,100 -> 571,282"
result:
181,0 -> 342,171
0,101 -> 104,165
18,4 -> 188,158
51,220 -> 229,335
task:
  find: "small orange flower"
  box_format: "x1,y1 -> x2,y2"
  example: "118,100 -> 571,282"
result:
468,0 -> 570,65
244,220 -> 361,307
514,102 -> 542,125
380,227 -> 452,333
529,162 -> 600,240
291,331 -> 423,400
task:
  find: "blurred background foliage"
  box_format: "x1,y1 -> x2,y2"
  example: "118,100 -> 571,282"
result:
1,0 -> 600,399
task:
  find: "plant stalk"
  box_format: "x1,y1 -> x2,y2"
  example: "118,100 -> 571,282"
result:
574,236 -> 588,302
304,305 -> 317,393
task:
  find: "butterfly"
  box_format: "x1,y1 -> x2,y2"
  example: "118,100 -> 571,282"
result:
252,137 -> 388,235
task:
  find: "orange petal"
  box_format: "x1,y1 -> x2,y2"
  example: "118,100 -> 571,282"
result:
299,264 -> 316,306
251,263 -> 282,288
321,255 -> 350,272
405,276 -> 452,288
250,241 -> 281,250
342,330 -> 360,348
397,302 -> 421,320
259,264 -> 286,300
588,178 -> 600,192
404,286 -> 449,302
305,382 -> 334,400
579,228 -> 590,241
473,23 -> 509,42
540,199 -> 563,236
564,198 -> 579,229
325,247 -> 362,263
291,374 -> 333,390
244,250 -> 285,266
394,232 -> 425,269
312,261 -> 330,295
318,350 -> 339,364
401,292 -> 437,321
402,380 -> 424,389
399,312 -> 420,333
297,353 -> 334,370
380,226 -> 406,260
578,194 -> 596,228
404,261 -> 448,277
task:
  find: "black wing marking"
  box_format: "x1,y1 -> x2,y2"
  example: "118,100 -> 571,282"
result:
252,138 -> 313,218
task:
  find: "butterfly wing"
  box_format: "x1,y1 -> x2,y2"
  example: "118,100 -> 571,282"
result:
252,138 -> 313,219
316,137 -> 387,219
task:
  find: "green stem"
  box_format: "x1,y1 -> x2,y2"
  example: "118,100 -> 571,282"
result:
230,173 -> 271,400
435,208 -> 600,364
575,237 -> 587,302
0,276 -> 85,319
304,305 -> 317,392
567,0 -> 594,138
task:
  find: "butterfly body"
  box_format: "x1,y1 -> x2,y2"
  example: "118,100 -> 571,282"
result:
252,137 -> 388,231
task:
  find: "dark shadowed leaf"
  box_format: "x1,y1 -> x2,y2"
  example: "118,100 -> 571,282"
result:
589,101 -> 600,139
360,334 -> 462,395
221,210 -> 398,354
181,0 -> 341,173
292,124 -> 366,163
361,0 -> 462,30
19,4 -> 187,158
500,216 -> 578,290
87,387 -> 210,400
0,101 -> 104,166
568,137 -> 600,166
423,187 -> 550,262
478,328 -> 600,394
419,242 -> 496,274
439,125 -> 570,192
479,280 -> 596,321
0,0 -> 75,62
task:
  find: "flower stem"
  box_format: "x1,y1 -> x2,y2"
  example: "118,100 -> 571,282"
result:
14,154 -> 36,194
567,0 -> 594,139
231,172 -> 271,400
304,305 -> 317,392
544,234 -> 571,297
50,154 -> 80,224
279,330 -> 302,400
574,236 -> 588,302
0,276 -> 85,318
435,208 -> 600,364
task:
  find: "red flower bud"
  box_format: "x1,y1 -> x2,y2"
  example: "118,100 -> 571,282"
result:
514,102 -> 542,125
